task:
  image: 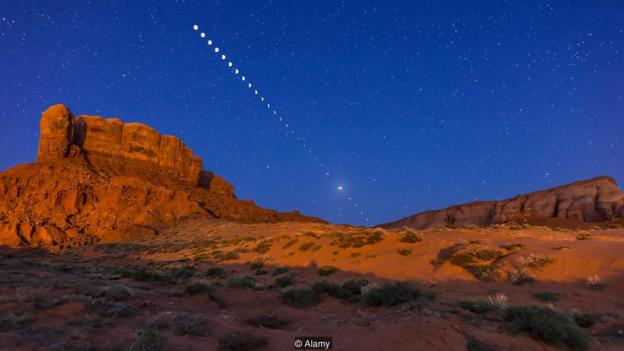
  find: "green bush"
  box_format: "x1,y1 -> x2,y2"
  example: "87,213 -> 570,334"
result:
312,280 -> 346,299
468,264 -> 502,281
274,273 -> 297,288
272,266 -> 289,276
318,266 -> 337,276
130,324 -> 167,351
205,267 -> 226,278
473,249 -> 502,261
252,240 -> 272,254
576,232 -> 592,240
341,279 -> 368,299
245,314 -> 289,330
118,266 -> 167,282
170,265 -> 196,280
573,312 -> 596,328
227,276 -> 256,289
399,231 -> 422,243
298,242 -> 315,251
361,282 -> 423,306
249,261 -> 263,270
534,292 -> 560,303
504,305 -> 591,351
280,287 -> 321,308
218,331 -> 268,351
500,243 -> 525,251
398,248 -> 412,256
185,281 -> 213,295
366,231 -> 384,244
457,299 -> 496,314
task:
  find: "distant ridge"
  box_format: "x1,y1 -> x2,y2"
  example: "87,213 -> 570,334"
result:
379,176 -> 624,229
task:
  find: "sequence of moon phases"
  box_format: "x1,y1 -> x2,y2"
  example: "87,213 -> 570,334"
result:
193,24 -> 352,202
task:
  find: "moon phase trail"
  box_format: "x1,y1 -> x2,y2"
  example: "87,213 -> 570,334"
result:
192,24 -> 369,222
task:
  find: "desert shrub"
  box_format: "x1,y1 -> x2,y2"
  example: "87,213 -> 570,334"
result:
361,282 -> 423,306
341,279 -> 369,299
523,254 -> 556,269
576,232 -> 592,240
228,276 -> 255,289
504,305 -> 591,351
465,224 -> 481,230
399,231 -> 422,243
500,243 -> 525,251
170,265 -> 196,280
245,314 -> 289,330
509,263 -> 534,285
118,266 -> 167,282
206,267 -> 226,278
173,313 -> 208,337
350,252 -> 361,258
272,266 -> 289,276
130,324 -> 167,351
280,287 -> 321,307
366,231 -> 384,244
213,250 -> 240,261
318,266 -> 337,276
473,249 -> 502,261
218,331 -> 268,351
457,299 -> 496,314
573,312 -> 596,328
252,240 -> 272,254
99,284 -> 134,301
506,221 -> 523,230
274,273 -> 297,288
311,280 -> 346,299
607,223 -> 622,229
249,261 -> 263,270
303,231 -> 320,239
534,292 -> 560,303
398,248 -> 412,256
185,281 -> 213,295
282,239 -> 299,249
298,242 -> 314,251
468,264 -> 502,281
254,269 -> 268,276
448,252 -> 477,267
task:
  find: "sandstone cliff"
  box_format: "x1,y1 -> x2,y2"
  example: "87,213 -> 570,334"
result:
379,176 -> 624,229
0,104 -> 322,248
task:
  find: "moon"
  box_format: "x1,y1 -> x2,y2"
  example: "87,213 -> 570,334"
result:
337,185 -> 344,192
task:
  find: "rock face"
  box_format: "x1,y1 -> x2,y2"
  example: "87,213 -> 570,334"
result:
39,105 -> 207,188
37,104 -> 73,161
379,176 -> 624,229
0,104 -> 323,248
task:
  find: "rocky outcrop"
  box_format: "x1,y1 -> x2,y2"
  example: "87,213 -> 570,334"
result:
38,104 -> 213,190
0,104 -> 323,248
379,176 -> 624,229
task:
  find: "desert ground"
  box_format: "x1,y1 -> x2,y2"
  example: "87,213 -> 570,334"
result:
2,220 -> 623,351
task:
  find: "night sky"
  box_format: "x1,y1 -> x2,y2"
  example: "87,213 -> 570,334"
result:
0,1 -> 622,225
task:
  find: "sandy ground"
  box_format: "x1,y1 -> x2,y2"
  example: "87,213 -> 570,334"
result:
1,220 -> 624,350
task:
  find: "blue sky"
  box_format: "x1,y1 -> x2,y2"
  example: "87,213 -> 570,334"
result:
0,1 -> 622,225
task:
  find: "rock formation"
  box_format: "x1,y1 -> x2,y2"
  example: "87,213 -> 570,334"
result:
0,104 -> 322,248
379,176 -> 624,229
38,104 -> 208,190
